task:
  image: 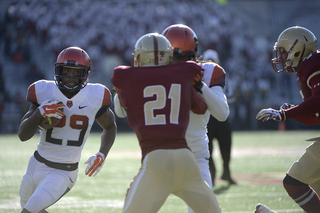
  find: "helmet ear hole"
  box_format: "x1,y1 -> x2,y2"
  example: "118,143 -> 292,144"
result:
294,51 -> 300,57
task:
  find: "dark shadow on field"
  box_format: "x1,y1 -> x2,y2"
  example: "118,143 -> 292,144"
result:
213,185 -> 230,194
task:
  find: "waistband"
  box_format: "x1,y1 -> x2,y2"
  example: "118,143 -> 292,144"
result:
34,151 -> 78,171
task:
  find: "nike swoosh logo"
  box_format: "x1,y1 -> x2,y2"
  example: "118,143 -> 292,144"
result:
79,106 -> 87,109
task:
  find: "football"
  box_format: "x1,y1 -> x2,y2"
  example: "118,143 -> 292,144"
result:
39,116 -> 62,130
38,107 -> 64,130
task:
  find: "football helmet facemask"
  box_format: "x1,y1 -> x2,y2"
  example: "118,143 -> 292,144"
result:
54,47 -> 91,92
133,33 -> 173,67
272,26 -> 317,73
162,24 -> 198,60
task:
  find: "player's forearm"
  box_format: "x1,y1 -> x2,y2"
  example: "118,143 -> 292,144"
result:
99,123 -> 116,157
285,95 -> 320,120
18,109 -> 42,141
200,84 -> 229,121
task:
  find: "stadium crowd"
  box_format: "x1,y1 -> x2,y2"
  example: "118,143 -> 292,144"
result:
0,0 -> 287,133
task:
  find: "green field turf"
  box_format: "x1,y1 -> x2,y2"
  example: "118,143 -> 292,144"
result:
1,130 -> 318,213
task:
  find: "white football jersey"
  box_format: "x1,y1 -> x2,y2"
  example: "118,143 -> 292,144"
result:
27,80 -> 111,164
185,62 -> 229,157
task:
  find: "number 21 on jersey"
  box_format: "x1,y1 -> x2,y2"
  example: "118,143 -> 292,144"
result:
143,84 -> 181,125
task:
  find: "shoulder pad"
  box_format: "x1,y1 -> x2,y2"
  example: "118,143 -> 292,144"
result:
27,80 -> 54,103
87,83 -> 112,107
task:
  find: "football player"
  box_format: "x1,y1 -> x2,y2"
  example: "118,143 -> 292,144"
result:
162,24 -> 229,213
203,49 -> 236,186
112,33 -> 221,213
256,26 -> 320,213
18,47 -> 117,213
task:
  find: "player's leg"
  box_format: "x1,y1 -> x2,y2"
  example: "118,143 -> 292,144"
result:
22,165 -> 77,213
283,175 -> 320,213
311,178 -> 320,196
284,141 -> 320,212
174,150 -> 221,213
207,115 -> 217,186
216,118 -> 236,184
20,156 -> 39,210
188,156 -> 212,213
123,150 -> 173,213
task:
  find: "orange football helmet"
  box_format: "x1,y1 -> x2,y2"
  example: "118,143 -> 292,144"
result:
54,47 -> 91,92
162,24 -> 198,60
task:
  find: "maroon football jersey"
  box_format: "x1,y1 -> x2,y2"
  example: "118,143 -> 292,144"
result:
297,50 -> 320,100
285,50 -> 320,124
111,61 -> 207,159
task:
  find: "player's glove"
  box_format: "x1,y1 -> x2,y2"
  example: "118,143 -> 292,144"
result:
85,152 -> 105,177
39,99 -> 65,119
256,108 -> 286,122
193,71 -> 204,94
280,103 -> 295,110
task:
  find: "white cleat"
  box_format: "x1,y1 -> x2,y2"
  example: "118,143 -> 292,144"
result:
254,203 -> 277,213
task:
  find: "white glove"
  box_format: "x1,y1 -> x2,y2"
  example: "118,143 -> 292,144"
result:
85,152 -> 105,177
280,103 -> 295,110
38,99 -> 65,119
256,108 -> 286,122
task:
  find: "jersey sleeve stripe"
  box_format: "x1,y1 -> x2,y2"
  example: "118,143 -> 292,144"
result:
307,70 -> 320,89
209,65 -> 226,87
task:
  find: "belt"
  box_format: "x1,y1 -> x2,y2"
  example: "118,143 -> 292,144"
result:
34,151 -> 78,171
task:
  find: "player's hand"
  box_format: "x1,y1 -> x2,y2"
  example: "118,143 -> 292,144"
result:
256,108 -> 286,122
193,71 -> 203,94
85,152 -> 105,177
280,103 -> 295,110
38,99 -> 65,119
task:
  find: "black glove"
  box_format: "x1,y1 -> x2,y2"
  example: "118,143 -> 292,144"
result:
193,72 -> 203,94
280,103 -> 295,110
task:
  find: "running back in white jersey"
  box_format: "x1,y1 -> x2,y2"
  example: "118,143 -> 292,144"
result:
185,62 -> 228,157
27,80 -> 111,164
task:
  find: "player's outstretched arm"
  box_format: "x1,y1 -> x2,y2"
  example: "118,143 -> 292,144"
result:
85,108 -> 117,177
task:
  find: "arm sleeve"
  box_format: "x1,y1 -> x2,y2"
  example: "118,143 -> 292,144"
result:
285,72 -> 320,124
200,82 -> 229,121
292,115 -> 320,125
113,93 -> 127,118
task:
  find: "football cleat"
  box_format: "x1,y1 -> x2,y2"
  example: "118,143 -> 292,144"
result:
254,203 -> 277,213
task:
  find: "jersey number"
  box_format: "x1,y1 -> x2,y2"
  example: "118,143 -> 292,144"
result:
46,115 -> 89,147
143,84 -> 181,125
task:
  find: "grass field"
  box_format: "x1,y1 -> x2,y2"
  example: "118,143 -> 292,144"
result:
1,130 -> 319,213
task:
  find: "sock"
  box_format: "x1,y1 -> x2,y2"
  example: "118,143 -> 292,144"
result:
283,175 -> 320,213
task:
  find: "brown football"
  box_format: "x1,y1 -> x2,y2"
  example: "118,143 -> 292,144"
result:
39,116 -> 61,130
38,107 -> 64,130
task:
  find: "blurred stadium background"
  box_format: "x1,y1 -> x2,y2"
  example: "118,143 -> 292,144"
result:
0,0 -> 319,133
